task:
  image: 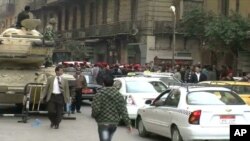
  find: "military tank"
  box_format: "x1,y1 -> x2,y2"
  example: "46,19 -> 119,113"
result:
0,19 -> 54,68
0,19 -> 55,107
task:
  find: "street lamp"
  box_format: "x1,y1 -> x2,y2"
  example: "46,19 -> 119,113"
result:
170,5 -> 176,68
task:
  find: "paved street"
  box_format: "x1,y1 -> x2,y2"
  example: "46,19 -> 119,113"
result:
0,103 -> 169,141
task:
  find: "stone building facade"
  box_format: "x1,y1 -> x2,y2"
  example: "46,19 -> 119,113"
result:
1,0 -> 249,71
25,0 -> 203,65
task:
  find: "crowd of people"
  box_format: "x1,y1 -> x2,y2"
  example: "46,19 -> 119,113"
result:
61,61 -> 250,84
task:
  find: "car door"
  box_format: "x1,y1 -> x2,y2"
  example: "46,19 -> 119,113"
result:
154,89 -> 181,137
141,90 -> 171,134
142,89 -> 171,134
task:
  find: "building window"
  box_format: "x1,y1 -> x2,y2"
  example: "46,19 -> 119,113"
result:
57,10 -> 62,31
43,13 -> 47,30
65,8 -> 69,30
236,0 -> 239,13
221,0 -> 229,16
49,13 -> 54,19
131,0 -> 138,21
95,0 -> 99,25
89,2 -> 95,25
102,0 -> 108,24
80,4 -> 85,28
114,0 -> 120,22
179,0 -> 184,19
72,6 -> 77,29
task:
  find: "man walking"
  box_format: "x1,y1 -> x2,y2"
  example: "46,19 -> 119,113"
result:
91,75 -> 132,141
71,68 -> 87,114
41,66 -> 70,129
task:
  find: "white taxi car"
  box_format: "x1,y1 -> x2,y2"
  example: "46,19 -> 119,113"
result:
136,86 -> 250,141
114,77 -> 168,119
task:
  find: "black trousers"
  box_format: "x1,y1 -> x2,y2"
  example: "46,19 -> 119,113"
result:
71,88 -> 82,112
47,94 -> 64,125
98,124 -> 117,141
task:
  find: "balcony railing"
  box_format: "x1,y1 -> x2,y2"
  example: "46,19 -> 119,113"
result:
0,3 -> 15,17
57,20 -> 188,39
85,21 -> 137,38
46,0 -> 68,5
154,21 -> 185,34
71,29 -> 85,39
29,0 -> 47,10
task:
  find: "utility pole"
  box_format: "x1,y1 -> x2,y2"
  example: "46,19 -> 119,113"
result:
170,5 -> 176,68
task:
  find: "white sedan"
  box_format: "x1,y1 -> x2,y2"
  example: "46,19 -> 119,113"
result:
136,86 -> 250,141
114,77 -> 168,119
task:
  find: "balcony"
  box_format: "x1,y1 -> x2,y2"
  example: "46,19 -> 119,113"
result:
62,31 -> 72,39
0,3 -> 15,17
57,29 -> 85,39
72,29 -> 85,39
29,0 -> 47,10
85,21 -> 138,38
154,21 -> 185,34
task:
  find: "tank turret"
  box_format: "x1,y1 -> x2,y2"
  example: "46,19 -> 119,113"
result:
0,19 -> 54,68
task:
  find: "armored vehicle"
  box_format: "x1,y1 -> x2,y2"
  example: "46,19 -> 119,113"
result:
0,19 -> 56,107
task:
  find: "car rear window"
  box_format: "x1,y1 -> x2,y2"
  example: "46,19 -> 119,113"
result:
187,91 -> 245,105
159,77 -> 181,84
84,75 -> 95,84
126,81 -> 167,93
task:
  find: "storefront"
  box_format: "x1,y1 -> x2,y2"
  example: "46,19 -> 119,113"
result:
154,56 -> 193,67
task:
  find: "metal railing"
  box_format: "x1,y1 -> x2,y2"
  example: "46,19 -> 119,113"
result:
29,0 -> 47,10
154,21 -> 186,34
57,20 -> 189,39
85,21 -> 137,37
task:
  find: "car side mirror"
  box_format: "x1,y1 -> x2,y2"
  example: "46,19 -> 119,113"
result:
145,99 -> 152,105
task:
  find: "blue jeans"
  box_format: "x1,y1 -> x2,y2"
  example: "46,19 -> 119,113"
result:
98,124 -> 117,141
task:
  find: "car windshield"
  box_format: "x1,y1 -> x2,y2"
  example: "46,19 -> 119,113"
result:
187,91 -> 245,105
126,81 -> 167,93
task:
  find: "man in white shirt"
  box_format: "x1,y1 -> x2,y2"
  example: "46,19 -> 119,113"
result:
41,66 -> 70,129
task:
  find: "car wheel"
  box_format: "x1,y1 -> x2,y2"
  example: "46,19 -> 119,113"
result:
138,118 -> 149,137
171,126 -> 183,141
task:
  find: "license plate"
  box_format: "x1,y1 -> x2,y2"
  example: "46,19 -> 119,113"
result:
220,115 -> 235,124
82,89 -> 93,94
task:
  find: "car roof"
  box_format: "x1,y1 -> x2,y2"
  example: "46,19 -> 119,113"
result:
114,77 -> 162,82
127,72 -> 173,76
200,81 -> 250,86
178,86 -> 232,92
144,74 -> 174,78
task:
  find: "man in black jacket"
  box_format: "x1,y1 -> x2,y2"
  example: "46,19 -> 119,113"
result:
190,66 -> 207,83
16,5 -> 31,29
92,75 -> 132,141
